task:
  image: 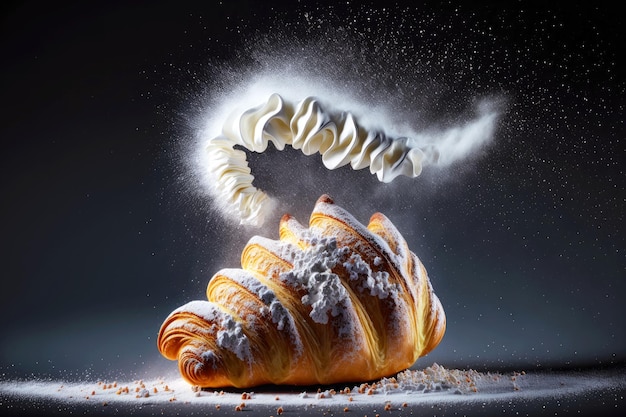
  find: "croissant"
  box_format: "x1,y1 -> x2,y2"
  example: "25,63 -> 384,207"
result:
157,195 -> 446,388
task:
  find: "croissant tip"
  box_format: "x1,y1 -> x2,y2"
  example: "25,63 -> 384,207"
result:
316,194 -> 334,205
369,212 -> 386,222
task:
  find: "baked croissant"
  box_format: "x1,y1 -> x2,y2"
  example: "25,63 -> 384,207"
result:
157,195 -> 446,388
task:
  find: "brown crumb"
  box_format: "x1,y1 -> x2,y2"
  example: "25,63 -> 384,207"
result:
235,405 -> 243,412
343,406 -> 349,412
402,402 -> 408,407
384,403 -> 392,411
275,396 -> 280,400
215,404 -> 220,410
277,406 -> 284,415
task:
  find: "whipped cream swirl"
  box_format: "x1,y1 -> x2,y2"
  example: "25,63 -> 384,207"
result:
205,93 -> 429,226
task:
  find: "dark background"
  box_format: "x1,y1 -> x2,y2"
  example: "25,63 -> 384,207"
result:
1,0 -> 623,383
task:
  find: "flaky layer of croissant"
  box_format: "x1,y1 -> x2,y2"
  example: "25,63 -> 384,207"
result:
157,195 -> 445,388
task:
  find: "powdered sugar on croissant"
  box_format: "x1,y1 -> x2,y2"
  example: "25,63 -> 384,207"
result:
157,195 -> 446,388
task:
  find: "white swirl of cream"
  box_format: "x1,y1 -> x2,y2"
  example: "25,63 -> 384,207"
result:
205,93 -> 430,226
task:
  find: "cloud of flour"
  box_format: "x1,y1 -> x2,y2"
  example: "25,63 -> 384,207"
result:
175,16 -> 508,266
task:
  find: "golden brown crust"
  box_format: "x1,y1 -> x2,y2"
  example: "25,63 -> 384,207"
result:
157,194 -> 446,388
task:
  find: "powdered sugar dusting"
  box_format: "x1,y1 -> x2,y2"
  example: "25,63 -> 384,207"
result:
279,236 -> 355,336
221,268 -> 303,353
3,364 -> 623,414
344,253 -> 398,299
216,315 -> 251,362
171,300 -> 222,323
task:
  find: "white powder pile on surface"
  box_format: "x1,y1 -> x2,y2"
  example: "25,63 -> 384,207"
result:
2,363 -> 624,415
